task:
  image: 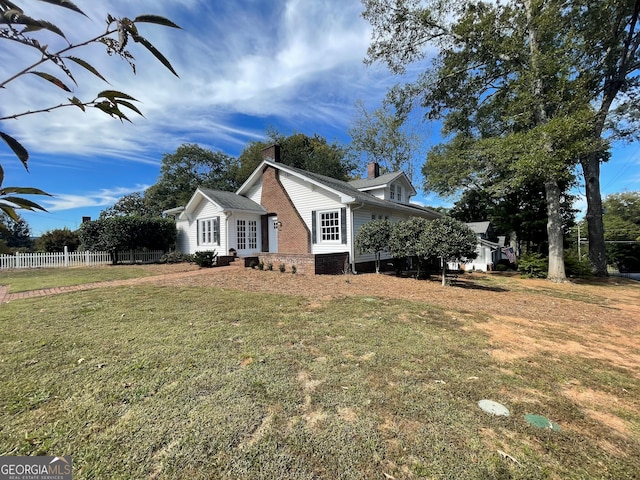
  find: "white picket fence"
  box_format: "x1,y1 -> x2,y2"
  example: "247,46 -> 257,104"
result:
0,248 -> 165,269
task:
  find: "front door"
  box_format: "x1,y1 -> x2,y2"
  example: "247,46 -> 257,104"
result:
268,216 -> 279,253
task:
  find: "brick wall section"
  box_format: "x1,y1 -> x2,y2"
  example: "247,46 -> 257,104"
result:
260,166 -> 311,254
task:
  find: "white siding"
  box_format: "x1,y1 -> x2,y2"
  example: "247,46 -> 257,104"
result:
278,173 -> 347,255
245,180 -> 262,204
176,198 -> 228,255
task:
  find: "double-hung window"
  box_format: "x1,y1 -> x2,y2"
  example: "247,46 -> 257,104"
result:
320,210 -> 340,242
199,218 -> 219,246
312,208 -> 346,245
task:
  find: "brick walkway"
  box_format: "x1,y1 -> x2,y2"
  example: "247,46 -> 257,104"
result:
0,266 -> 233,304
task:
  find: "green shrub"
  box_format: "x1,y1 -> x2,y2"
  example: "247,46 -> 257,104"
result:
495,263 -> 508,272
279,263 -> 286,273
249,260 -> 257,269
159,251 -> 192,264
517,253 -> 548,278
564,252 -> 593,278
258,262 -> 264,271
193,250 -> 218,268
291,265 -> 297,274
266,262 -> 273,271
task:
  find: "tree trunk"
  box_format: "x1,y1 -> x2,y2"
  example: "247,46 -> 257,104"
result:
581,153 -> 608,275
375,252 -> 380,274
545,179 -> 566,282
524,0 -> 566,282
441,261 -> 446,286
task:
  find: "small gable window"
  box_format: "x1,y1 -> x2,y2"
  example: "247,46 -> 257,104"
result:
390,184 -> 395,200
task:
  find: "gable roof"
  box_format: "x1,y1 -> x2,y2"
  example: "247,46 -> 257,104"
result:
466,221 -> 492,235
349,171 -> 417,197
238,160 -> 441,219
171,187 -> 265,221
198,188 -> 265,213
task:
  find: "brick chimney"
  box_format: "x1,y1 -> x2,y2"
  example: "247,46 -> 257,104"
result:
367,162 -> 380,179
262,144 -> 281,162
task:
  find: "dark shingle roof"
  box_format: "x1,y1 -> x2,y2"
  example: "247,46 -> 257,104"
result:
276,164 -> 440,219
199,188 -> 266,213
348,171 -> 404,189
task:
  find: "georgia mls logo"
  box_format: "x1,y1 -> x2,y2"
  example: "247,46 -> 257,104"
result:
0,455 -> 72,480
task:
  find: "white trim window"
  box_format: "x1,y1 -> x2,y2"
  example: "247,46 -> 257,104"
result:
320,210 -> 340,242
390,184 -> 395,200
237,219 -> 257,250
199,217 -> 219,246
312,208 -> 346,245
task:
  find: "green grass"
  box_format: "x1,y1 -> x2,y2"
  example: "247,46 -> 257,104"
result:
0,264 -> 194,293
1,284 -> 638,479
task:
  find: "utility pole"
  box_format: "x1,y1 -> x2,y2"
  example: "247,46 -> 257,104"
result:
578,223 -> 581,259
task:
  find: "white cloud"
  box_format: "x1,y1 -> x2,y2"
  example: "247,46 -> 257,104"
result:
40,185 -> 151,212
1,0 -> 389,162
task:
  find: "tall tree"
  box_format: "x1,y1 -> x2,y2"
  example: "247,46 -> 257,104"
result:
0,0 -> 180,226
363,0 -> 600,281
348,99 -> 421,180
0,211 -> 32,250
35,227 -> 80,252
100,192 -> 158,219
144,144 -> 240,213
571,1 -> 640,276
236,130 -> 355,185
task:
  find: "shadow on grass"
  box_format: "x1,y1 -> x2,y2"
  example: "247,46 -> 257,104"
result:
389,271 -> 509,292
449,280 -> 508,292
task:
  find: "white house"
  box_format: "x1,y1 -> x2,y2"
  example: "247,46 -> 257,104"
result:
166,145 -> 441,274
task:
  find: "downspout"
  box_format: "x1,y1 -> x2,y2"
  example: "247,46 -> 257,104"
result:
223,211 -> 232,254
349,202 -> 365,274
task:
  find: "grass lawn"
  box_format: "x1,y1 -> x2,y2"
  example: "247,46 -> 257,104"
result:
0,273 -> 638,479
0,264 -> 197,293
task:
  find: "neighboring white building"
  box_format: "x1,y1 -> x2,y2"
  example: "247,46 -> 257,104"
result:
448,221 -> 515,272
165,145 -> 441,274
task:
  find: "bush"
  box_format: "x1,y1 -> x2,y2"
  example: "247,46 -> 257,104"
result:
193,250 -> 218,268
495,258 -> 516,271
279,263 -> 286,273
291,265 -> 297,274
564,252 -> 593,277
249,260 -> 257,269
159,251 -> 192,264
266,262 -> 273,271
517,253 -> 548,278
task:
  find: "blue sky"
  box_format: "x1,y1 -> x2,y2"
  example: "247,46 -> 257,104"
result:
1,0 -> 638,236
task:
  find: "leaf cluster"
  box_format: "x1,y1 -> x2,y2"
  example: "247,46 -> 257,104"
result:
78,217 -> 176,263
0,0 -> 180,222
35,227 -> 80,252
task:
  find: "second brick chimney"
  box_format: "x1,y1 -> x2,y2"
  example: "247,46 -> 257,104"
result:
367,162 -> 380,179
